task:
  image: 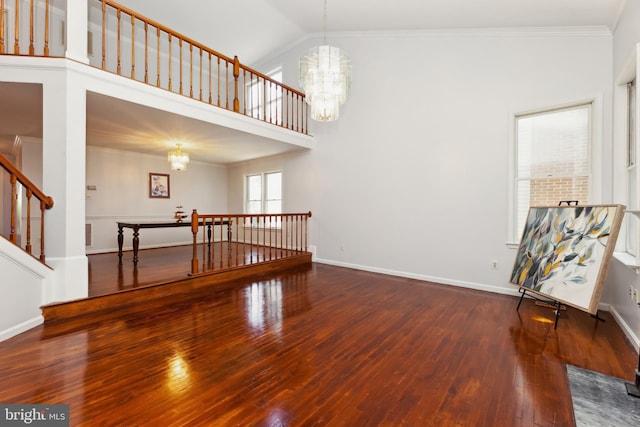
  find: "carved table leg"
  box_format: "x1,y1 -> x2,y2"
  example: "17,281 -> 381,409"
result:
132,227 -> 140,265
117,226 -> 124,264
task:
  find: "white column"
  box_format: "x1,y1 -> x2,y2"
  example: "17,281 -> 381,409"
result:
65,0 -> 89,64
42,68 -> 88,303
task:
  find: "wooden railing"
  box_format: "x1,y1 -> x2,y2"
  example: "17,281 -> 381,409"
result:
190,210 -> 312,275
0,152 -> 54,263
96,0 -> 308,134
0,1 -> 309,133
0,0 -> 53,56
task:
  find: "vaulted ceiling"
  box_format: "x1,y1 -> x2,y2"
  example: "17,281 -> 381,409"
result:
116,0 -> 625,64
0,0 -> 627,164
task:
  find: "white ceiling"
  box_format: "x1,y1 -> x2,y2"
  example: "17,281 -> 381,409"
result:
116,0 -> 626,64
0,0 -> 626,165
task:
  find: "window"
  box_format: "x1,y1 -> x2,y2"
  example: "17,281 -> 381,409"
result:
514,103 -> 592,239
247,68 -> 283,125
627,80 -> 638,256
245,171 -> 282,226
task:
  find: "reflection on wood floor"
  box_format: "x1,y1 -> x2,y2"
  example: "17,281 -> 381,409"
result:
0,263 -> 636,425
88,243 -> 303,298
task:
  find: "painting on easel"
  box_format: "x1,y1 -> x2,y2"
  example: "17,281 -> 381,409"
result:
510,205 -> 625,314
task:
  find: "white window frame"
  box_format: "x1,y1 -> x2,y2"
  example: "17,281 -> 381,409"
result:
247,67 -> 283,125
507,98 -> 601,245
626,79 -> 638,257
244,171 -> 282,228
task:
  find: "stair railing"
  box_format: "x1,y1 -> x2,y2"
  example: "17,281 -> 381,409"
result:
0,152 -> 54,263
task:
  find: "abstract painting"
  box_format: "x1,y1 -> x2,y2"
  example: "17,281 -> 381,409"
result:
510,205 -> 625,314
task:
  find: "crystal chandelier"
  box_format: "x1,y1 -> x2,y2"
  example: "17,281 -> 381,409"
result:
298,0 -> 351,122
168,143 -> 189,171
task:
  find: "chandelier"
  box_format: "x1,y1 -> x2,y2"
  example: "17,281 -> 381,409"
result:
298,0 -> 351,122
168,143 -> 189,171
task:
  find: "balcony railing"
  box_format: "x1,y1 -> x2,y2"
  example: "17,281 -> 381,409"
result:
189,210 -> 312,276
0,152 -> 54,263
0,0 -> 308,134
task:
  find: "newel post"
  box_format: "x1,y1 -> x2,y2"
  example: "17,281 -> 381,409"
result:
233,55 -> 240,113
191,209 -> 199,274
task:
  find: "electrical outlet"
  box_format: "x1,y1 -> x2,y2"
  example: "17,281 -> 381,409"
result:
630,285 -> 635,299
491,260 -> 498,270
634,288 -> 640,305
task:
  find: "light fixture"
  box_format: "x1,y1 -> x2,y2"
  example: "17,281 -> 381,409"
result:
168,143 -> 189,171
298,0 -> 351,122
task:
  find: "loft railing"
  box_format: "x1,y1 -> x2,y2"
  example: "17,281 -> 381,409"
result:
0,0 -> 54,56
0,1 -> 309,133
189,210 -> 312,275
96,0 -> 308,133
0,152 -> 54,263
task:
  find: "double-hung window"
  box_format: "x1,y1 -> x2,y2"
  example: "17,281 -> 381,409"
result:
247,68 -> 283,125
245,171 -> 282,227
513,102 -> 592,240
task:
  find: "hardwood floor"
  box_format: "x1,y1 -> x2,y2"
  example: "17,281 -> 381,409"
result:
88,243 -> 303,297
1,263 -> 637,426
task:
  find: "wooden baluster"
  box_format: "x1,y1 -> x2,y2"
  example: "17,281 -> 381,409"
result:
225,59 -> 229,110
116,9 -> 121,74
144,22 -> 149,83
191,209 -> 199,274
208,52 -> 212,104
14,0 -> 19,54
0,0 -> 4,54
168,33 -> 172,91
298,214 -> 301,251
262,78 -> 266,121
28,0 -> 33,55
276,82 -> 280,125
285,89 -> 290,129
233,56 -> 240,112
250,215 -> 253,263
44,0 -> 49,56
199,47 -> 202,101
25,189 -> 32,255
9,174 -> 16,243
179,38 -> 183,95
39,199 -> 46,262
216,57 -> 220,106
101,0 -> 106,69
242,69 -> 247,115
294,93 -> 299,132
218,217 -> 223,269
130,14 -> 135,78
156,27 -> 160,87
189,43 -> 193,98
306,212 -> 311,251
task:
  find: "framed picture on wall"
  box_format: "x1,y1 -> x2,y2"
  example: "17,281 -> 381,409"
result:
149,173 -> 170,198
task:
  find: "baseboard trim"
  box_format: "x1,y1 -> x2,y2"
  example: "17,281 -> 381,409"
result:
0,315 -> 43,342
608,305 -> 640,353
314,258 -> 520,297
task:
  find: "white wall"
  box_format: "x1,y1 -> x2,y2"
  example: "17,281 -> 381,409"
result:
604,0 -> 640,350
247,28 -> 613,296
86,146 -> 228,253
0,237 -> 51,341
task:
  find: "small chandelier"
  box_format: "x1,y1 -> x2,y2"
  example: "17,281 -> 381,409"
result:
298,0 -> 351,122
168,143 -> 189,171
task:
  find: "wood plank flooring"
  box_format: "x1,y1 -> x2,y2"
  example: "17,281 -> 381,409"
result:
88,243 -> 303,297
0,263 -> 637,426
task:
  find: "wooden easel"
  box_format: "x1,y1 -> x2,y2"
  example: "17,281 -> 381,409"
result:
515,200 -> 606,329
